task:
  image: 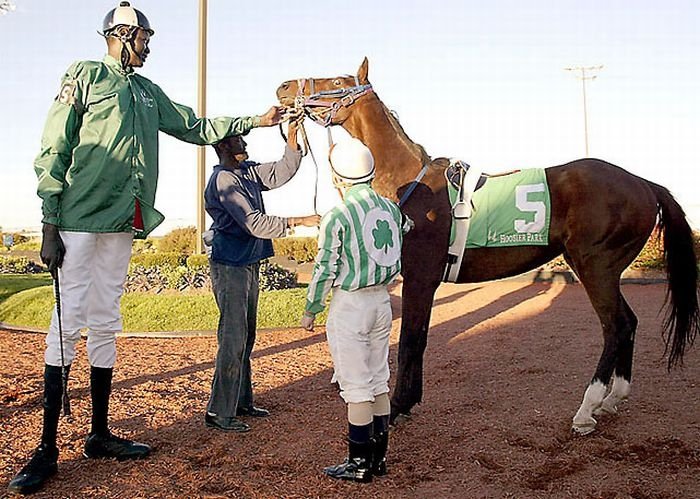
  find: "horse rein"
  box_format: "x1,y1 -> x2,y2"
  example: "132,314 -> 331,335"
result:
278,114 -> 320,214
278,76 -> 374,215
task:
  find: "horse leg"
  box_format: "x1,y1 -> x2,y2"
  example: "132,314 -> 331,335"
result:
390,277 -> 438,423
571,272 -> 631,435
595,297 -> 637,416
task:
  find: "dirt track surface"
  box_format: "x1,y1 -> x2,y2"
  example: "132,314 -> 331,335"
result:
1,279 -> 698,498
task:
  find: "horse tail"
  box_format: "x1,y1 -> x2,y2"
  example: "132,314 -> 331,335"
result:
648,181 -> 699,369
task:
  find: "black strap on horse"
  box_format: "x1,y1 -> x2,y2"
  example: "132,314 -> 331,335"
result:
398,164 -> 429,208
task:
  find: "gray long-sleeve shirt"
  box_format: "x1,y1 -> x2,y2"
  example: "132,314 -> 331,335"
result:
205,144 -> 302,266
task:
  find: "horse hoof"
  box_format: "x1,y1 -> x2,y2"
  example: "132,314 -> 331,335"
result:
571,422 -> 596,435
390,413 -> 412,427
571,415 -> 597,435
593,404 -> 618,416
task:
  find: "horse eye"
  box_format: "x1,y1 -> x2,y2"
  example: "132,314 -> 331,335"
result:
333,79 -> 342,86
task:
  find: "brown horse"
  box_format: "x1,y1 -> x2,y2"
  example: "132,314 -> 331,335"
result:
277,58 -> 699,434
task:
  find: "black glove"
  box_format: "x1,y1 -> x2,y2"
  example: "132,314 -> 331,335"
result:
40,223 -> 65,277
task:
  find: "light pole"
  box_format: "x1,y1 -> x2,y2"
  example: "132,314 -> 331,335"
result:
0,1 -> 16,14
564,65 -> 603,157
195,0 -> 208,254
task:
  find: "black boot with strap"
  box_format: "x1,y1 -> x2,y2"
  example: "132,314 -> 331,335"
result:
323,423 -> 373,483
371,414 -> 390,476
83,366 -> 151,461
7,364 -> 66,495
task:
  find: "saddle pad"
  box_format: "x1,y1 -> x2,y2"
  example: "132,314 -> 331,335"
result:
447,168 -> 551,248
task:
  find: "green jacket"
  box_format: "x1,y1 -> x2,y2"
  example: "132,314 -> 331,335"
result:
35,54 -> 260,238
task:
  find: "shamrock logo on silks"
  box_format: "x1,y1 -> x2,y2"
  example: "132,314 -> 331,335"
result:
372,219 -> 394,254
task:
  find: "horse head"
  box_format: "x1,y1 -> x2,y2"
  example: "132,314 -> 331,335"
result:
276,58 -> 372,127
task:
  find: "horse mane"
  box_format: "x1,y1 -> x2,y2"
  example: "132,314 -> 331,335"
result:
376,99 -> 432,167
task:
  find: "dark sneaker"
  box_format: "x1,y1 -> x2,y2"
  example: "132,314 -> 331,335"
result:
236,406 -> 270,417
83,433 -> 150,461
323,457 -> 373,483
7,444 -> 59,495
205,413 -> 250,432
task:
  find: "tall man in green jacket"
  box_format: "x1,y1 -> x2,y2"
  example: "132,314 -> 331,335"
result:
8,2 -> 284,495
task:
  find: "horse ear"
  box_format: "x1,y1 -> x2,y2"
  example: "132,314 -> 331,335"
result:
357,57 -> 369,84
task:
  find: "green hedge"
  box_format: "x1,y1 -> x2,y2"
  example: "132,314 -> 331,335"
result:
129,252 -> 187,268
0,255 -> 44,274
155,226 -> 196,254
9,239 -> 41,252
125,256 -> 297,293
186,254 -> 209,269
272,237 -> 318,263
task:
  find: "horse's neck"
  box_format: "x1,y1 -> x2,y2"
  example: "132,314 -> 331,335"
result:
342,96 -> 428,200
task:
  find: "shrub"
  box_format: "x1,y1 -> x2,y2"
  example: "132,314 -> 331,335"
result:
156,226 -> 196,254
1,233 -> 30,248
11,238 -> 41,252
130,252 -> 186,268
132,238 -> 157,254
272,237 -> 318,263
123,258 -> 297,294
186,254 -> 209,269
629,231 -> 664,270
0,256 -> 29,273
124,265 -> 170,293
0,255 -> 43,274
259,261 -> 298,290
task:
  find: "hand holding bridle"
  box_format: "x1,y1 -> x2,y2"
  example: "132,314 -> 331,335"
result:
257,106 -> 285,127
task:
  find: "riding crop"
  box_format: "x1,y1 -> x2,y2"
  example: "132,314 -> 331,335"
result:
52,273 -> 71,417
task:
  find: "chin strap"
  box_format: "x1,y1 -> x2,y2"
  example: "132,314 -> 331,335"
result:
103,26 -> 142,71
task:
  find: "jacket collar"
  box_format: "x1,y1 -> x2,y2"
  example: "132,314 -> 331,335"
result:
103,54 -> 134,75
215,162 -> 251,174
346,183 -> 372,196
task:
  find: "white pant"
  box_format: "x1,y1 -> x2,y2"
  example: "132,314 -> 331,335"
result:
45,231 -> 133,368
326,286 -> 392,404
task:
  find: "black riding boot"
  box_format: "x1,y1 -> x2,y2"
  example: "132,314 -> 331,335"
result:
7,364 -> 67,495
323,423 -> 373,483
83,366 -> 151,461
372,414 -> 390,476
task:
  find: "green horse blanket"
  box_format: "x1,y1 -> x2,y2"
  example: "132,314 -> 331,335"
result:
448,168 -> 552,248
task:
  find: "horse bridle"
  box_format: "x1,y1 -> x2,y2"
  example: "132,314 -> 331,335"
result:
279,76 -> 373,215
293,75 -> 373,127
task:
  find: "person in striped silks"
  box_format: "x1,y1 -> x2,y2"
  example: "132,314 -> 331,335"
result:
301,137 -> 412,483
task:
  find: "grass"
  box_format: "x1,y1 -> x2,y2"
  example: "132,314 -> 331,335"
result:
0,273 -> 52,303
0,274 -> 327,332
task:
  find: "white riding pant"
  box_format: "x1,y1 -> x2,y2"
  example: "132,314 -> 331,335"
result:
326,285 -> 392,404
45,231 -> 133,369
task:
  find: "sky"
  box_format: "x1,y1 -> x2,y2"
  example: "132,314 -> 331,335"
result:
1,0 -> 699,235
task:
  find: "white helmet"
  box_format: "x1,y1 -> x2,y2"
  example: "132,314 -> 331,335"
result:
103,1 -> 154,36
329,138 -> 375,185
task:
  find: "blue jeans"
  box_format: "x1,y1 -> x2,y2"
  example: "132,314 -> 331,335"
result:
207,260 -> 259,417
